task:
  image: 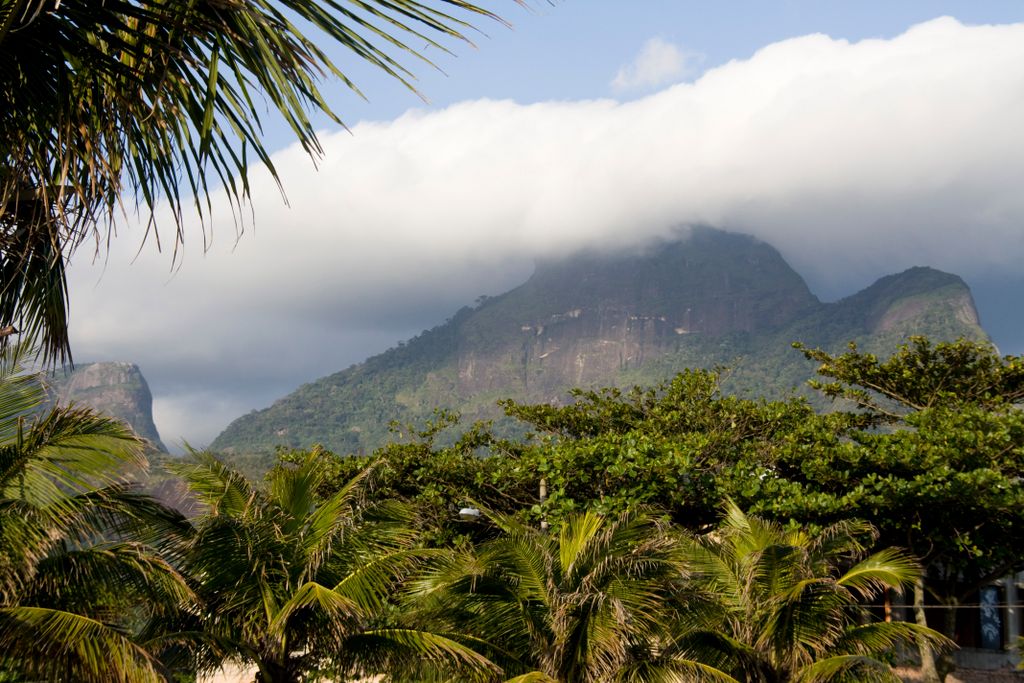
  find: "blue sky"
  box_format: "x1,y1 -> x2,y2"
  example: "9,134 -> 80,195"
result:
66,2 -> 1024,450
265,1 -> 1024,139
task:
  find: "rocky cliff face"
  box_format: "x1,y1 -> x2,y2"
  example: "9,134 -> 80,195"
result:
453,229 -> 820,399
211,228 -> 988,455
49,362 -> 167,452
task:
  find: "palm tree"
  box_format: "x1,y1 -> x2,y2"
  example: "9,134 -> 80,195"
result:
659,502 -> 952,683
165,450 -> 497,683
0,0 -> 521,362
410,508 -> 718,683
0,344 -> 194,682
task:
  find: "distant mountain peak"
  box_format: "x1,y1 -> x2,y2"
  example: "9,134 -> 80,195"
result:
49,362 -> 167,452
212,229 -> 987,455
499,228 -> 820,337
834,266 -> 979,335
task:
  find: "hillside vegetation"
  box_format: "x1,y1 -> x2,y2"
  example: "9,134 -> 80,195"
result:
212,228 -> 986,455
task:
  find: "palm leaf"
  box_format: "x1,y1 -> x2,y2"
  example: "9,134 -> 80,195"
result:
504,671 -> 560,683
414,508 -> 689,682
836,548 -> 920,599
347,628 -> 501,680
0,404 -> 144,507
674,503 -> 944,683
760,578 -> 847,662
294,461 -> 372,566
669,629 -> 759,677
28,541 -> 194,612
793,654 -> 901,683
267,580 -> 363,641
618,656 -> 741,683
487,534 -> 553,607
0,0 -> 524,362
0,606 -> 167,682
0,343 -> 44,444
558,509 -> 605,578
166,450 -> 254,515
331,547 -> 433,612
831,621 -> 953,658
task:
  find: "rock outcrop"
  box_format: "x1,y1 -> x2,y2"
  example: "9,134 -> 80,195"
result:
49,362 -> 167,452
212,228 -> 987,455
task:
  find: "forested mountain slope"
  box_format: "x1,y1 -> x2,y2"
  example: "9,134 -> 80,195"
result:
212,228 -> 986,454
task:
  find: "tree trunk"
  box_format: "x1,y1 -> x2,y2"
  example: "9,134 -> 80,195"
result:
914,576 -> 943,683
937,597 -> 958,682
254,659 -> 300,683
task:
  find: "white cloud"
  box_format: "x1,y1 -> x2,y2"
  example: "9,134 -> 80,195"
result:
611,37 -> 702,92
67,17 -> 1024,447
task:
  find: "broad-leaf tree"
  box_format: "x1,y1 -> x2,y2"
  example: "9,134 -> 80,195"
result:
499,370 -> 819,529
766,337 -> 1024,682
275,411 -> 539,547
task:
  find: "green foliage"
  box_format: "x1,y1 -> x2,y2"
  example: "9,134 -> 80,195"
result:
3,335 -> 1010,680
275,411 -> 538,546
164,449 -> 496,682
410,508 -> 696,682
0,345 -> 192,682
796,336 -> 1024,421
743,337 -> 1024,681
660,503 -> 950,683
269,374 -> 824,537
500,370 -> 821,529
773,338 -> 1024,590
0,0 -> 516,362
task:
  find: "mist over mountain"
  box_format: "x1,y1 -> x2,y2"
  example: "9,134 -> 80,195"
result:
211,228 -> 987,455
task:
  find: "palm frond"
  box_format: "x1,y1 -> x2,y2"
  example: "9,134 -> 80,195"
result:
348,627 -> 502,680
166,450 -> 254,515
793,654 -> 901,683
618,656 -> 740,683
0,342 -> 45,444
331,547 -> 433,612
760,578 -> 847,661
669,629 -> 759,678
486,533 -> 553,606
29,541 -> 193,612
832,621 -> 954,658
295,462 -> 372,565
504,671 -> 560,683
674,503 -> 944,683
836,548 -> 920,599
559,509 -> 605,578
415,508 -> 688,682
0,606 -> 167,682
268,580 -> 363,641
0,0 -> 523,362
1,404 -> 144,506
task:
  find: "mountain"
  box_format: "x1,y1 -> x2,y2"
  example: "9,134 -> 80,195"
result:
211,228 -> 987,455
48,362 -> 167,452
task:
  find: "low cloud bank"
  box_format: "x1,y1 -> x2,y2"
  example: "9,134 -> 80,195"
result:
68,17 -> 1024,447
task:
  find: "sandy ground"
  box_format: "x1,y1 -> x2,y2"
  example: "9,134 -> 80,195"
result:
198,663 -> 257,683
200,663 -> 1024,682
897,668 -> 1024,682
198,666 -> 384,683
